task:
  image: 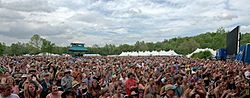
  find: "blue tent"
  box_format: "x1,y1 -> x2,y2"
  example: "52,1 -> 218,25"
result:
216,48 -> 227,60
236,44 -> 250,64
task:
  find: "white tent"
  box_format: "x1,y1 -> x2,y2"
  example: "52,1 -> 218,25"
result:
138,51 -> 145,56
119,52 -> 129,56
51,54 -> 60,56
186,48 -> 216,58
158,50 -> 168,56
127,52 -> 133,56
130,51 -> 139,56
119,50 -> 181,56
138,51 -> 151,56
166,50 -> 179,56
151,51 -> 159,56
119,49 -> 184,57
144,51 -> 151,56
36,53 -> 60,56
63,54 -> 71,57
83,54 -> 101,56
23,54 -> 31,56
107,55 -> 118,57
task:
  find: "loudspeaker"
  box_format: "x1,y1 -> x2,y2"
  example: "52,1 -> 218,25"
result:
226,26 -> 240,56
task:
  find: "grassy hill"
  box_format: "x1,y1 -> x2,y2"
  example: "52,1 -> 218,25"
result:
87,28 -> 250,55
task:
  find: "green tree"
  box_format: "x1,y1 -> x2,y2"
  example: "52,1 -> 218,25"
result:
29,34 -> 43,51
240,33 -> 250,45
10,42 -> 28,56
41,39 -> 55,53
175,39 -> 200,55
117,44 -> 133,52
25,43 -> 39,55
1,27 -> 246,56
52,46 -> 68,54
0,43 -> 5,56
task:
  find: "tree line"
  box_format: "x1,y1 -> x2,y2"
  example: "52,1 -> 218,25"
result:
87,28 -> 250,55
0,28 -> 250,56
0,34 -> 68,56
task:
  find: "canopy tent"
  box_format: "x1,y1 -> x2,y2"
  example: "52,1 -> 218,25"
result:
119,52 -> 130,56
130,51 -> 139,56
165,50 -> 179,56
158,50 -> 168,56
119,50 -> 180,56
63,54 -> 71,57
138,51 -> 145,56
186,48 -> 216,58
144,51 -> 151,56
36,53 -> 60,56
68,43 -> 87,52
151,51 -> 159,56
23,54 -> 31,56
68,43 -> 87,57
83,54 -> 101,56
107,55 -> 119,57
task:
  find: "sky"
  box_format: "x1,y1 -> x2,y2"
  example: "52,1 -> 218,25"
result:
0,0 -> 250,47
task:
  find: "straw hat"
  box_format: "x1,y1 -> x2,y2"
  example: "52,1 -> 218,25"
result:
72,81 -> 80,88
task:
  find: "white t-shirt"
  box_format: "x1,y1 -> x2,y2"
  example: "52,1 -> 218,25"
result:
245,71 -> 250,79
0,94 -> 20,98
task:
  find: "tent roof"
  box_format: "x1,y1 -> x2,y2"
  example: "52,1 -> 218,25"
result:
119,50 -> 180,56
68,46 -> 87,52
186,48 -> 216,58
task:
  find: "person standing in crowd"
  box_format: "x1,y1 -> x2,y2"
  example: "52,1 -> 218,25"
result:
144,78 -> 158,98
126,73 -> 138,97
78,80 -> 88,97
0,84 -> 20,98
173,75 -> 184,97
82,73 -> 93,87
245,67 -> 250,84
61,70 -> 73,92
55,72 -> 63,90
1,56 -> 250,98
112,86 -> 125,98
71,81 -> 81,98
6,76 -> 19,95
88,79 -> 102,98
61,91 -> 76,98
46,85 -> 63,98
23,75 -> 43,98
160,84 -> 177,98
40,73 -> 52,98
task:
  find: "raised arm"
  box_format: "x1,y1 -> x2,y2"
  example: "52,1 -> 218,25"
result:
23,77 -> 30,97
143,84 -> 149,97
33,78 -> 43,94
160,86 -> 166,96
156,73 -> 163,82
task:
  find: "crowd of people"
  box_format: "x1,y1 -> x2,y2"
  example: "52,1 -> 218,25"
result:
0,56 -> 250,98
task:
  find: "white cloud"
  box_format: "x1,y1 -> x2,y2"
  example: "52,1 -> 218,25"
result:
0,0 -> 250,46
1,0 -> 55,12
241,25 -> 250,33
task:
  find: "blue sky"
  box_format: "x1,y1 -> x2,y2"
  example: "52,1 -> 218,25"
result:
0,0 -> 250,46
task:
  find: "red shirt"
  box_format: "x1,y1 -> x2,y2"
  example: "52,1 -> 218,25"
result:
126,78 -> 137,96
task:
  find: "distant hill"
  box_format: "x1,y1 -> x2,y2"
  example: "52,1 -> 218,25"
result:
87,28 -> 250,55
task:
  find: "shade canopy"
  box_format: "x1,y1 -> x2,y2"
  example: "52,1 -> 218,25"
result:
119,50 -> 180,56
68,43 -> 88,52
